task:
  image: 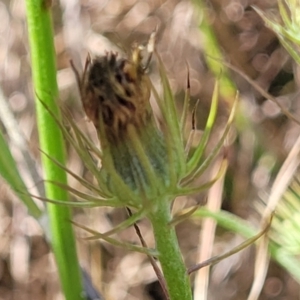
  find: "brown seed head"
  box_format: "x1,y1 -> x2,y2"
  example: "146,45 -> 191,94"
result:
73,45 -> 169,195
80,48 -> 152,143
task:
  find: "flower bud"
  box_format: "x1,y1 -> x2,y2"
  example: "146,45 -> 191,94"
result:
79,48 -> 168,200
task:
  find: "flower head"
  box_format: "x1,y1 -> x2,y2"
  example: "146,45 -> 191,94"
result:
81,49 -> 151,142
71,39 -> 235,209
76,47 -> 170,205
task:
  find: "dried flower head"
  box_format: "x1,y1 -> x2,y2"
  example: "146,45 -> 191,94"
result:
70,38 -> 235,209
73,46 -> 170,203
81,49 -> 152,142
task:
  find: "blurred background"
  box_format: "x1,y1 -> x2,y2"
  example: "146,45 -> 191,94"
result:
0,0 -> 300,299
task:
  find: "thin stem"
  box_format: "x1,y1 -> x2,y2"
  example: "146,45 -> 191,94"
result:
193,208 -> 300,282
193,0 -> 236,103
25,1 -> 84,299
149,199 -> 192,300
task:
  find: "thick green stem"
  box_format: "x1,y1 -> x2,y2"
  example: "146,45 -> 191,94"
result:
150,200 -> 192,300
25,1 -> 84,299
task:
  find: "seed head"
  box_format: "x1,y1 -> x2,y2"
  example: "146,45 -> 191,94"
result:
71,40 -> 233,208
76,47 -> 168,202
81,49 -> 152,143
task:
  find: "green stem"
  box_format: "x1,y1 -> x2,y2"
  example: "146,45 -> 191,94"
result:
194,0 -> 236,102
150,199 -> 192,300
25,1 -> 84,299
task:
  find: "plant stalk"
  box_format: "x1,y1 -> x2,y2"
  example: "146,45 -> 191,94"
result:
150,199 -> 192,300
25,0 -> 85,299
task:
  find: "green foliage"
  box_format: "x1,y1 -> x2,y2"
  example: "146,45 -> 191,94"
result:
0,129 -> 41,218
2,1 -> 300,299
254,0 -> 300,64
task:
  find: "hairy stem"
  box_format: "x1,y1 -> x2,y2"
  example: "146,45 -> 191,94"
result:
150,199 -> 192,300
